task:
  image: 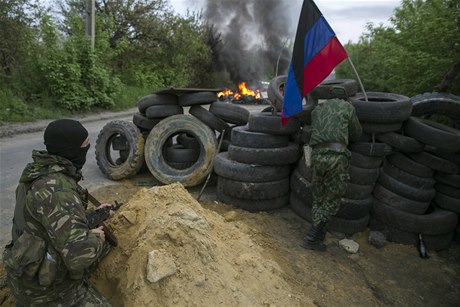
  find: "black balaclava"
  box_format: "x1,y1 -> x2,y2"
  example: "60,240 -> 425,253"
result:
44,119 -> 90,170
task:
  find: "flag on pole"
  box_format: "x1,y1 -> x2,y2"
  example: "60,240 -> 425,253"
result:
283,0 -> 348,120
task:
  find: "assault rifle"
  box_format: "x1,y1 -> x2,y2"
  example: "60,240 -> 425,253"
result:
85,190 -> 122,247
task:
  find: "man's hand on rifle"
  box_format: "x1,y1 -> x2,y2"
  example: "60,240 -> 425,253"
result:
90,225 -> 106,242
97,203 -> 115,218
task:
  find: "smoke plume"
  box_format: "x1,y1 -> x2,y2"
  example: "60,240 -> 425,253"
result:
204,0 -> 295,86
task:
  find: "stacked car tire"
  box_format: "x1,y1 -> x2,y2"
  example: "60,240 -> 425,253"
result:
369,113 -> 460,250
96,91 -> 251,187
214,112 -> 301,212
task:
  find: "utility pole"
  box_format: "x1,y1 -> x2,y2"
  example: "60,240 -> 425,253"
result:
85,0 -> 95,50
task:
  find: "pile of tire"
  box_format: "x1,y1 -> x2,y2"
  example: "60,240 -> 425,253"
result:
369,113 -> 460,250
95,91 -> 251,187
214,112 -> 301,212
411,92 -> 460,242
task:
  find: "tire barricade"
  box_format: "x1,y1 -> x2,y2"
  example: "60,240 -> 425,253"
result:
95,80 -> 460,250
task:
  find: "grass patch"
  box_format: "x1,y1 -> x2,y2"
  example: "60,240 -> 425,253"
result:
0,85 -> 153,123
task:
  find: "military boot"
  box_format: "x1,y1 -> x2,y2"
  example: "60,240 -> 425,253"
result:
300,222 -> 328,251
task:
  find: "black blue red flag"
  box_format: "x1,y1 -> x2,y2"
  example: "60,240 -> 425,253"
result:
283,0 -> 348,119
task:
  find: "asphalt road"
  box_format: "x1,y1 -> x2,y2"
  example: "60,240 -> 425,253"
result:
0,104 -> 267,249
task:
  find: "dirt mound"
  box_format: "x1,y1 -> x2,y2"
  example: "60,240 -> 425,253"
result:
92,182 -> 310,306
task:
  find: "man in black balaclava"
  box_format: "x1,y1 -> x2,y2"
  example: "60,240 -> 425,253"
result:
4,119 -> 113,306
44,119 -> 90,170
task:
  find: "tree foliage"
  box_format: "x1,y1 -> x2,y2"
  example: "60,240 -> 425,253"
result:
0,0 -> 215,120
336,0 -> 460,97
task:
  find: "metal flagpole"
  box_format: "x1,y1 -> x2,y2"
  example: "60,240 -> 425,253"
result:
347,57 -> 368,102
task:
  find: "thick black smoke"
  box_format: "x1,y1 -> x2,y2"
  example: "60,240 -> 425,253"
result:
204,0 -> 294,86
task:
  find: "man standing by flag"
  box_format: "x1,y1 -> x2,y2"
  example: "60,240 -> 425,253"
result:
281,0 -> 363,250
301,87 -> 362,251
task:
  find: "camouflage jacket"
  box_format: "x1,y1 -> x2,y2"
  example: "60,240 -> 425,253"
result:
309,98 -> 362,156
7,150 -> 106,306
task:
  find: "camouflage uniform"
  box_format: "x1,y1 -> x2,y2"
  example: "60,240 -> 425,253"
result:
4,150 -> 111,306
309,98 -> 362,225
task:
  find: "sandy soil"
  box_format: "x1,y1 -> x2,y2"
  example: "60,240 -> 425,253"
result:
2,178 -> 459,307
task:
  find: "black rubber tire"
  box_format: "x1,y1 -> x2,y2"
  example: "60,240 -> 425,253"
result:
386,152 -> 434,178
377,169 -> 436,202
137,93 -> 178,114
434,173 -> 460,188
164,144 -> 199,163
217,187 -> 289,212
189,105 -> 229,133
144,115 -> 217,187
309,79 -> 358,99
344,182 -> 374,200
411,92 -> 460,123
177,133 -> 200,150
293,105 -> 314,125
351,92 -> 412,123
371,199 -> 458,235
267,75 -> 286,112
209,101 -> 250,125
382,160 -> 435,190
337,197 -> 373,220
435,183 -> 460,199
213,152 -> 291,182
132,112 -> 162,132
434,192 -> 460,214
372,183 -> 430,215
350,151 -> 383,169
248,112 -> 301,136
290,170 -> 312,202
404,116 -> 460,152
95,120 -> 145,180
292,126 -> 312,146
369,216 -> 454,251
218,176 -> 289,200
360,122 -> 403,134
375,132 -> 424,153
349,142 -> 393,157
407,151 -> 460,174
295,156 -> 313,181
145,104 -> 183,119
425,146 -> 460,166
178,91 -> 217,106
289,194 -> 369,235
231,125 -> 289,148
227,143 -> 300,166
348,164 -> 380,185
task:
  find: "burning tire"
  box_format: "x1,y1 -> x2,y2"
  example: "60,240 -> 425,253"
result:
144,115 -> 218,187
95,120 -> 145,180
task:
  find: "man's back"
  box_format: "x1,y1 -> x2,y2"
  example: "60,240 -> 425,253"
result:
309,98 -> 362,148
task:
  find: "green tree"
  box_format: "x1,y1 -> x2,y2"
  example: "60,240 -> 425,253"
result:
336,0 -> 460,96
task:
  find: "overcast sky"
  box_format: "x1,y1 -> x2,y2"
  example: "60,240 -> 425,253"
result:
171,0 -> 401,44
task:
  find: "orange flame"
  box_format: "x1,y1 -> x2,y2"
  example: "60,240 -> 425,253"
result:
217,82 -> 261,100
217,88 -> 234,98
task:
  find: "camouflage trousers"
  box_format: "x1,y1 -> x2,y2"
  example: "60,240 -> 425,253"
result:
311,151 -> 349,226
15,280 -> 111,307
